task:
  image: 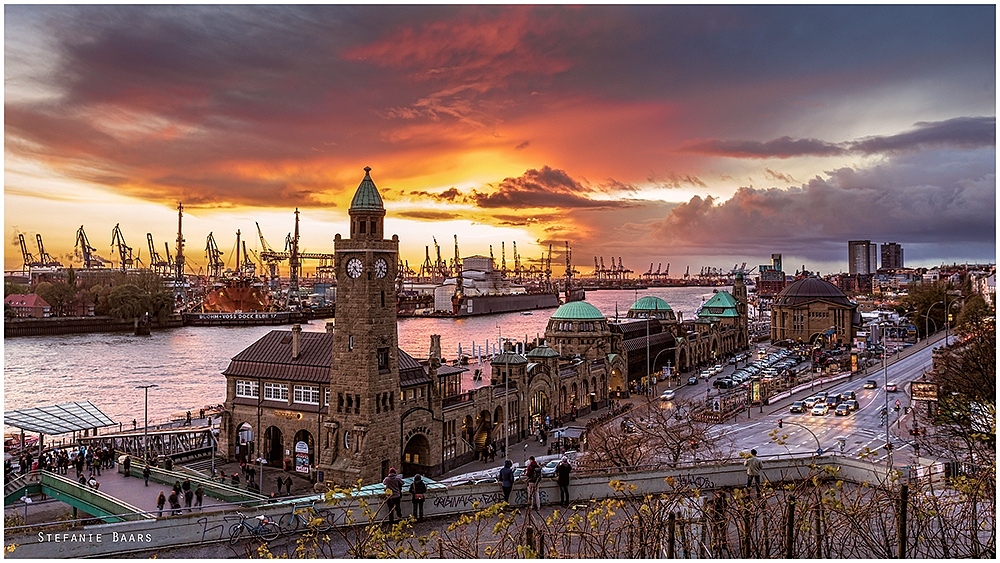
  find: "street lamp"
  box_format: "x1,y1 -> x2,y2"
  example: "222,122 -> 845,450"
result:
652,348 -> 673,390
776,419 -> 824,456
881,323 -> 891,463
135,384 -> 158,463
924,300 -> 942,341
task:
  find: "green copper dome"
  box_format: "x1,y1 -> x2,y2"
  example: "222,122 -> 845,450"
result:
551,301 -> 605,320
629,295 -> 673,312
350,166 -> 384,211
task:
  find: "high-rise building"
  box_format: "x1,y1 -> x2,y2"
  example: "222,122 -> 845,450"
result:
881,242 -> 904,270
848,240 -> 877,275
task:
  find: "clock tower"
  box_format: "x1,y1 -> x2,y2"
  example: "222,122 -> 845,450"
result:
323,167 -> 401,486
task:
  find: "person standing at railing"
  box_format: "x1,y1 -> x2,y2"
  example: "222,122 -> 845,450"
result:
409,474 -> 427,521
745,449 -> 763,496
156,491 -> 166,517
382,467 -> 404,524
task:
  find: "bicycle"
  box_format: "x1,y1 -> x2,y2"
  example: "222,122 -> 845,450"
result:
277,501 -> 334,536
228,511 -> 280,545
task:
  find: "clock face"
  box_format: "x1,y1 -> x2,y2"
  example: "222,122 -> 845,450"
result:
374,257 -> 388,279
346,257 -> 363,279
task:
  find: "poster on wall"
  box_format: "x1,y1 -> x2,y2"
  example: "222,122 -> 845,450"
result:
295,440 -> 310,474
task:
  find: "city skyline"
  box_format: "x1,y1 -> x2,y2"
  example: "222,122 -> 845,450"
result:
5,5 -> 995,275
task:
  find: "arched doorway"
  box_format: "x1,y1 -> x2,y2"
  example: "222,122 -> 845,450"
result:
292,429 -> 314,474
530,390 -> 549,433
609,367 -> 625,398
678,348 -> 688,372
235,422 -> 255,462
264,426 -> 283,466
402,434 -> 431,476
474,410 -> 493,457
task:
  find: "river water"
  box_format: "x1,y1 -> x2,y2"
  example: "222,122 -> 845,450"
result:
4,287 -> 725,432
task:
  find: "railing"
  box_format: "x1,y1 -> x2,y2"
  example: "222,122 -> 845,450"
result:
442,391 -> 474,408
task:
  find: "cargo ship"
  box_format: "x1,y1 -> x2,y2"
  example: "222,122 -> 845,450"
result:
399,255 -> 559,317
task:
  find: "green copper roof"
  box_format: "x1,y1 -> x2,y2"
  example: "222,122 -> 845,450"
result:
350,166 -> 384,211
697,291 -> 740,318
551,301 -> 605,320
526,345 -> 560,358
629,295 -> 673,311
493,352 -> 528,365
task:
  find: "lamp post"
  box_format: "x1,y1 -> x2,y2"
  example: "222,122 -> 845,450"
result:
257,374 -> 263,493
134,384 -> 158,462
777,420 -> 823,456
881,323 -> 891,463
652,348 -> 674,390
924,301 -> 943,341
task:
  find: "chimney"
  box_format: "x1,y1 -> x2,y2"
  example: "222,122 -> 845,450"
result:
325,321 -> 334,333
291,324 -> 302,360
429,334 -> 442,369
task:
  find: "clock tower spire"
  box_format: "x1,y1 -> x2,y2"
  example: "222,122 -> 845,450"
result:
323,167 -> 400,486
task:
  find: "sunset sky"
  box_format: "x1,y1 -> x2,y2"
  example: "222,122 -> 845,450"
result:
5,5 -> 995,277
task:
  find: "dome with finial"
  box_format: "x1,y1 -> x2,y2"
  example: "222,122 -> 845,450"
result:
350,166 -> 384,211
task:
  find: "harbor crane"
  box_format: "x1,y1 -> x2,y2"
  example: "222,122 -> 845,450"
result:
147,233 -> 170,276
205,232 -> 224,279
74,226 -> 110,269
111,223 -> 136,272
35,234 -> 61,267
17,234 -> 37,272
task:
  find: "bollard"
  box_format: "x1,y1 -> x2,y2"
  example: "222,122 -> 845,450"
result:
667,511 -> 676,558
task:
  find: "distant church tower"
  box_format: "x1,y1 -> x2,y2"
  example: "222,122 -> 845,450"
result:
322,167 -> 401,486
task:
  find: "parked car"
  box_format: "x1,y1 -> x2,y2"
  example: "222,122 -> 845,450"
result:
541,459 -> 560,478
834,404 -> 851,416
811,404 -> 829,416
864,380 -> 878,389
789,401 -> 806,413
885,382 -> 898,392
659,389 -> 676,401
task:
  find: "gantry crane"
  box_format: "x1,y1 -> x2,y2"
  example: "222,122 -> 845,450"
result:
17,234 -> 37,272
35,234 -> 61,267
110,223 -> 136,272
147,233 -> 170,276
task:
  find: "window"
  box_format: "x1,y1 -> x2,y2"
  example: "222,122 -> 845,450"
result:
338,393 -> 344,413
325,389 -> 330,406
294,385 -> 320,405
236,380 -> 259,398
355,394 -> 361,414
377,347 -> 390,372
348,335 -> 354,351
263,382 -> 288,401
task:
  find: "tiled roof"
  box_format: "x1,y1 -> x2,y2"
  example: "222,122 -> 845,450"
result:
622,331 -> 674,353
5,294 -> 50,308
350,167 -> 384,211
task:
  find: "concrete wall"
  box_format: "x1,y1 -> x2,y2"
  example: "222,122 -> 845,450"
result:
6,454 -> 898,558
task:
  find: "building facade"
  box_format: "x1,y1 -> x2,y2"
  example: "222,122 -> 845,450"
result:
770,277 -> 858,347
848,240 -> 878,275
218,168 -> 751,487
880,242 -> 904,270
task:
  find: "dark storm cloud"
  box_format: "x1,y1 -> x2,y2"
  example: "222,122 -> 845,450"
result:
649,147 -> 995,263
397,210 -> 461,221
683,117 -> 996,159
470,166 -> 621,209
408,187 -> 463,202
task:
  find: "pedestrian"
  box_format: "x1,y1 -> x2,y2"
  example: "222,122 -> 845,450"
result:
172,480 -> 182,497
164,457 -> 173,471
525,456 -> 542,510
556,456 -> 572,507
194,484 -> 204,509
490,443 -> 496,462
78,473 -> 87,486
745,449 -> 763,495
168,490 -> 182,515
156,491 -> 166,517
143,464 -> 151,486
284,476 -> 293,495
498,459 -> 515,503
123,455 -> 131,477
409,474 -> 427,521
382,467 -> 404,524
276,475 -> 284,496
132,419 -> 137,430
88,475 -> 100,489
184,486 -> 194,509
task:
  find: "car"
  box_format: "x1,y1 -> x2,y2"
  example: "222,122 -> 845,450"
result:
659,389 -> 676,401
541,459 -> 560,478
841,390 -> 856,401
815,391 -> 828,400
811,404 -> 829,416
687,376 -> 698,385
713,364 -> 723,374
834,404 -> 851,416
885,383 -> 898,392
844,399 -> 859,412
700,370 -> 712,380
864,380 -> 878,389
825,396 -> 839,408
789,401 -> 806,413
803,397 -> 820,408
